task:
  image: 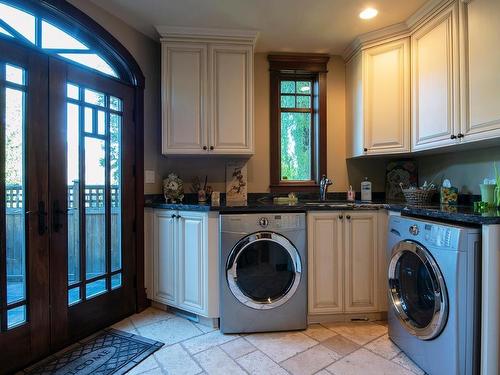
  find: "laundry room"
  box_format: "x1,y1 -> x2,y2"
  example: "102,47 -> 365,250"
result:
1,0 -> 500,374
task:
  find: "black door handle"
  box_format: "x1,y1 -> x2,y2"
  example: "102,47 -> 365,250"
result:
38,201 -> 47,235
53,200 -> 64,232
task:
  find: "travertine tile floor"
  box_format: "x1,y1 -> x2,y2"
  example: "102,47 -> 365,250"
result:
114,307 -> 425,375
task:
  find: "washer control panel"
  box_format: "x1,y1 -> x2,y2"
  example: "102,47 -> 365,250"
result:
221,213 -> 306,233
424,224 -> 452,248
259,214 -> 302,230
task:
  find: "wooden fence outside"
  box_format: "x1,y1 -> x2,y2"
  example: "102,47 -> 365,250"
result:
6,183 -> 121,282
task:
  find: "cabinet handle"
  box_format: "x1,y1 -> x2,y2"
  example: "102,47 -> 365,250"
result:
176,215 -> 181,219
203,146 -> 207,150
338,215 -> 343,220
171,214 -> 176,218
346,215 -> 351,220
209,146 -> 214,151
450,134 -> 457,139
457,133 -> 464,138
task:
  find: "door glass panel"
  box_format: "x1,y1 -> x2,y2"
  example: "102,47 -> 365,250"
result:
84,107 -> 93,133
7,305 -> 26,328
395,251 -> 436,328
67,102 -> 80,286
0,2 -> 36,44
68,286 -> 80,306
110,113 -> 121,272
4,69 -> 27,328
5,64 -> 24,85
41,20 -> 88,50
111,273 -> 121,290
235,240 -> 295,303
86,278 -> 106,299
85,137 -> 106,280
0,25 -> 13,37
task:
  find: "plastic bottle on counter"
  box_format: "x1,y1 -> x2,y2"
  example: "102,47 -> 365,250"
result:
361,177 -> 372,202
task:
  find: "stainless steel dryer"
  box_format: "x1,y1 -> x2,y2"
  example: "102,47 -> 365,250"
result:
387,216 -> 481,375
220,213 -> 307,333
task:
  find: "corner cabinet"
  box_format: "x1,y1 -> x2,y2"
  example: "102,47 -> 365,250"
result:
411,2 -> 460,151
346,38 -> 410,157
158,27 -> 257,156
308,211 -> 385,317
145,209 -> 219,318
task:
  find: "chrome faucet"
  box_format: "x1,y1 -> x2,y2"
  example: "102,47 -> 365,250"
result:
319,175 -> 333,201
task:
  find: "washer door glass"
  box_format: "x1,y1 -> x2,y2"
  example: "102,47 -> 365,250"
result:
388,240 -> 448,340
226,232 -> 302,310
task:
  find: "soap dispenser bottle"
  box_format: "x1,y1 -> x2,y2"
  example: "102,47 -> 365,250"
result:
361,177 -> 372,202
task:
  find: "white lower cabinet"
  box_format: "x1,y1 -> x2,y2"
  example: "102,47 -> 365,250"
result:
308,211 -> 384,316
145,209 -> 219,318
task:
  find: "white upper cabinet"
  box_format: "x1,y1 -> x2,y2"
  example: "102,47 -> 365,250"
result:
158,27 -> 257,156
162,43 -> 208,154
459,0 -> 500,142
346,38 -> 410,157
363,38 -> 410,155
209,44 -> 253,154
411,2 -> 460,151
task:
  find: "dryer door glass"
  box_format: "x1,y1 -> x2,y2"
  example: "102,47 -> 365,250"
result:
226,232 -> 302,310
388,240 -> 448,340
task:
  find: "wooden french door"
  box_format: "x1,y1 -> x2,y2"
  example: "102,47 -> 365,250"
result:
0,39 -> 136,373
48,58 -> 136,349
0,39 -> 50,374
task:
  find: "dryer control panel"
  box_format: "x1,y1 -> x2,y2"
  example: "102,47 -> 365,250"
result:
424,224 -> 452,248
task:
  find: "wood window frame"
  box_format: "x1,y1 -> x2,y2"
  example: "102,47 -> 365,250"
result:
268,53 -> 329,193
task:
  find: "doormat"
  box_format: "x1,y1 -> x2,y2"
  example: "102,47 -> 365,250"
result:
24,328 -> 164,375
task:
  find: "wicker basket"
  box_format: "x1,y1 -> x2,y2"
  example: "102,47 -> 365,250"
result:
401,187 -> 437,205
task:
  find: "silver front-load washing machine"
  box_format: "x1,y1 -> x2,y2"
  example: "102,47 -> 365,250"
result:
387,216 -> 481,375
220,213 -> 307,333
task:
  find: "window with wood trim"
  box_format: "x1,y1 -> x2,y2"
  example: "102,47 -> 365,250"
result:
269,54 -> 329,192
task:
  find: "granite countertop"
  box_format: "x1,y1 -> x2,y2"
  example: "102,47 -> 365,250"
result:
144,195 -> 500,225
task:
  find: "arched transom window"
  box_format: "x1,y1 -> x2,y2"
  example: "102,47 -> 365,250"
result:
0,1 -> 119,78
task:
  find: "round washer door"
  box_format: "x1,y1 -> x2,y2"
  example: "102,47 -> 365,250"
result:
388,240 -> 448,340
226,231 -> 302,310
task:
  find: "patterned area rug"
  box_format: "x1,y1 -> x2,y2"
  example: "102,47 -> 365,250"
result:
24,328 -> 164,375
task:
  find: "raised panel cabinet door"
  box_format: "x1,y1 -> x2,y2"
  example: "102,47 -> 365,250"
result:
153,210 -> 177,305
177,211 -> 207,315
208,44 -> 254,154
411,3 -> 460,151
162,43 -> 208,154
344,211 -> 378,313
363,38 -> 410,154
460,0 -> 500,141
307,213 -> 344,314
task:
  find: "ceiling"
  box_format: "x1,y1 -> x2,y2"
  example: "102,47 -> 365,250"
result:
90,0 -> 428,54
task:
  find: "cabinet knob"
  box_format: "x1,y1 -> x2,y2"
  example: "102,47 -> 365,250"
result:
346,215 -> 351,220
457,133 -> 464,138
450,134 -> 457,140
171,214 -> 176,218
209,146 -> 214,150
363,148 -> 368,152
203,146 -> 207,150
338,215 -> 343,220
176,215 -> 181,219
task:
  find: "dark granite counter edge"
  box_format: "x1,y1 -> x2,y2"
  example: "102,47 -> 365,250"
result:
144,201 -> 500,225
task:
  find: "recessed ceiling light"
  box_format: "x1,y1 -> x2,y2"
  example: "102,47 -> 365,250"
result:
359,7 -> 378,20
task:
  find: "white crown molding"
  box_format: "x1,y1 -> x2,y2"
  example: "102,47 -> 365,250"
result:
342,0 -> 452,61
155,26 -> 259,45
